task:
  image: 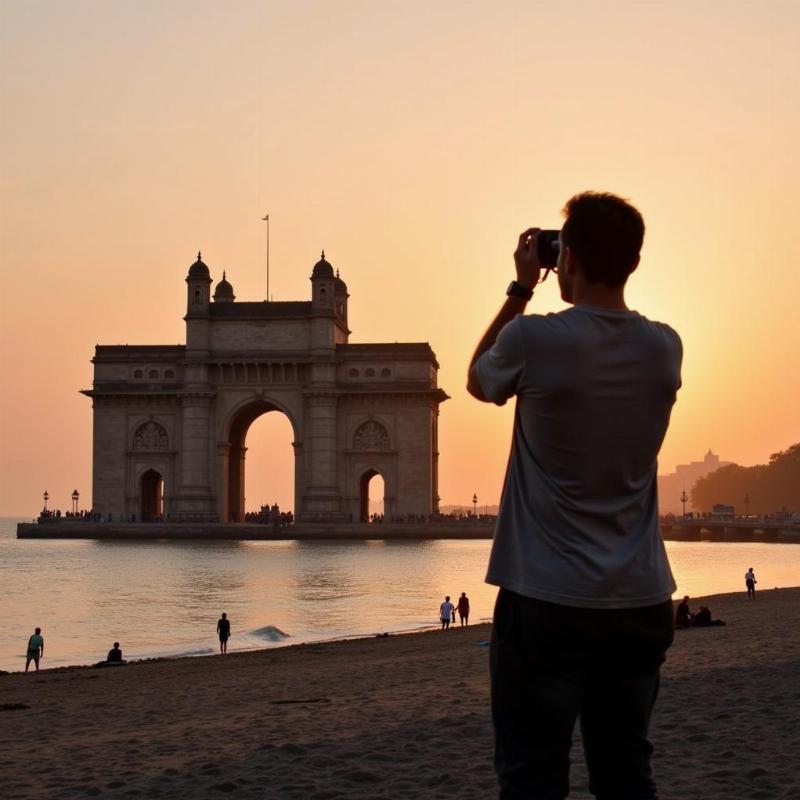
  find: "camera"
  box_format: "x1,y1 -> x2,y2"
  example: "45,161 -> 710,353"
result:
536,230 -> 560,269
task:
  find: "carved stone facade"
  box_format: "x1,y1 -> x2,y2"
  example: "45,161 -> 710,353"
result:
83,252 -> 448,522
133,421 -> 169,451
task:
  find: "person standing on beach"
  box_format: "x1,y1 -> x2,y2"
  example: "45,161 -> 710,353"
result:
25,627 -> 44,672
217,612 -> 231,654
457,592 -> 470,626
468,193 -> 681,799
440,596 -> 455,630
745,567 -> 757,599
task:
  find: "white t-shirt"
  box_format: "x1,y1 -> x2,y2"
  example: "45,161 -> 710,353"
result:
440,601 -> 454,620
745,571 -> 756,582
476,305 -> 682,609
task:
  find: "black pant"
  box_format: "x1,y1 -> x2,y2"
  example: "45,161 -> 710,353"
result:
491,588 -> 674,800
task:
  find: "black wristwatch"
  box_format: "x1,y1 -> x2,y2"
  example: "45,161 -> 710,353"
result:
506,280 -> 534,301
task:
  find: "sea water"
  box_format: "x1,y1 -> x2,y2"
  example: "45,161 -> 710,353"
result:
2,517 -> 799,672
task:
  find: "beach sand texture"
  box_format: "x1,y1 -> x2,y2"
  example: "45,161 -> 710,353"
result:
1,588 -> 799,799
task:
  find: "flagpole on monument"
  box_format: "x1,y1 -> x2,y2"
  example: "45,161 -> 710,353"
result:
262,213 -> 270,301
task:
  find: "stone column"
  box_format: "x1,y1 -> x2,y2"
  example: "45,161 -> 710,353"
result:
432,404 -> 440,513
300,390 -> 344,519
172,391 -> 218,521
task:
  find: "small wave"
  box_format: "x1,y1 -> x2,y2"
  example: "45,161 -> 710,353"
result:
250,625 -> 290,642
171,647 -> 215,657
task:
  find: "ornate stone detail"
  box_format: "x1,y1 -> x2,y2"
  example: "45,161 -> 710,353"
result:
133,421 -> 169,451
353,421 -> 390,451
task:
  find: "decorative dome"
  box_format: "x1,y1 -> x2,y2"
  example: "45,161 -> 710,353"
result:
213,271 -> 235,302
334,268 -> 348,294
311,249 -> 334,279
187,251 -> 211,280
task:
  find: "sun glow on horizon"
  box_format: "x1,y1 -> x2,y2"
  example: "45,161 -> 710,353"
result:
1,1 -> 798,514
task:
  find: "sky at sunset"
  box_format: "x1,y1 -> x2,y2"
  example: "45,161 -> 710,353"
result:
1,0 -> 799,516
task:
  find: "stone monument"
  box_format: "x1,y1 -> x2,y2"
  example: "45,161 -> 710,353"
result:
82,252 -> 448,523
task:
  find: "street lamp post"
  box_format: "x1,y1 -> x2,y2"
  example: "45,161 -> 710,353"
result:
43,490 -> 49,512
680,490 -> 688,519
472,493 -> 478,517
744,492 -> 750,517
71,489 -> 80,515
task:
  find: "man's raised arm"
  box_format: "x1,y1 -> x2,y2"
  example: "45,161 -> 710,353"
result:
467,228 -> 541,402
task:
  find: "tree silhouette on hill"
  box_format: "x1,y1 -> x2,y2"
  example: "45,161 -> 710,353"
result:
691,443 -> 800,514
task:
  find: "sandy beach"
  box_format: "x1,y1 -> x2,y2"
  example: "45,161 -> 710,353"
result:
2,588 -> 799,800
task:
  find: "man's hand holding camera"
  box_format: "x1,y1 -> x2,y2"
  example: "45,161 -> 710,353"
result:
514,227 -> 542,290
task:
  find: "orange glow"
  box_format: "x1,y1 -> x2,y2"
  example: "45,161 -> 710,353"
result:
1,2 -> 799,514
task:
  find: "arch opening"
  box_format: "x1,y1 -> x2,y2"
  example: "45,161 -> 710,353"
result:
225,401 -> 296,523
360,470 -> 385,523
140,469 -> 164,521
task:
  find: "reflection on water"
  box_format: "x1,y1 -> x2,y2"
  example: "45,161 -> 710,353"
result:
1,519 -> 799,671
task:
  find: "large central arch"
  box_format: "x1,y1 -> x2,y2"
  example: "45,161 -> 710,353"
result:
221,399 -> 299,523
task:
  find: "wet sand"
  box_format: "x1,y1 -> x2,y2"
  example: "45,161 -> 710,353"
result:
1,588 -> 798,799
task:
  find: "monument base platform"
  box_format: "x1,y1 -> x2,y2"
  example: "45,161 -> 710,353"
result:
16,521 -> 495,541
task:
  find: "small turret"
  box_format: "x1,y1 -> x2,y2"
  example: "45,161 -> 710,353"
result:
334,268 -> 349,326
310,250 -> 335,312
213,271 -> 236,303
186,251 -> 212,315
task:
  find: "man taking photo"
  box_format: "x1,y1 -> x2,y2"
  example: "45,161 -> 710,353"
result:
468,192 -> 682,800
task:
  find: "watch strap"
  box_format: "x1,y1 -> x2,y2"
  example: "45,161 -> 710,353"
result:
506,280 -> 534,301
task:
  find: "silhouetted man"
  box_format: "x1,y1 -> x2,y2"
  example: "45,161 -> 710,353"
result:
440,596 -> 454,630
745,567 -> 757,599
675,596 -> 692,629
25,627 -> 44,672
457,592 -> 470,626
468,193 -> 682,800
217,612 -> 231,654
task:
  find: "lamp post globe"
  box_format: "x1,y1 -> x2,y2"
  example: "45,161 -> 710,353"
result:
680,490 -> 688,519
472,493 -> 478,517
43,490 -> 49,511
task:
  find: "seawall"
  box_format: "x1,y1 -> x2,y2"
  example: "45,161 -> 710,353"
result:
16,521 -> 800,542
16,521 -> 495,540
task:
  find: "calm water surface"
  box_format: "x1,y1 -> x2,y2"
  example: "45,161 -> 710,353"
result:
2,518 -> 799,672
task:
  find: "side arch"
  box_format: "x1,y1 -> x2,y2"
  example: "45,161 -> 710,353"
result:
139,468 -> 164,521
359,467 -> 385,522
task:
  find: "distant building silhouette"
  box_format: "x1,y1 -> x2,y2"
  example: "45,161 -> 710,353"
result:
658,450 -> 732,514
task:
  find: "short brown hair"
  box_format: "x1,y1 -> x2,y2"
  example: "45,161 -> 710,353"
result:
561,192 -> 644,288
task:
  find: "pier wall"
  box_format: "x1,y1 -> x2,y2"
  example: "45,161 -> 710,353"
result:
17,521 -> 800,542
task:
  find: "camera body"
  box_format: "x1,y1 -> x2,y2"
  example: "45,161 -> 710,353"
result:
536,230 -> 560,269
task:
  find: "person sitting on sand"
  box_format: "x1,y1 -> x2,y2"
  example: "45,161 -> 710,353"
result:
440,596 -> 455,630
25,627 -> 44,672
691,606 -> 726,627
217,612 -> 231,654
95,642 -> 127,667
675,596 -> 692,629
457,592 -> 470,626
107,642 -> 125,663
